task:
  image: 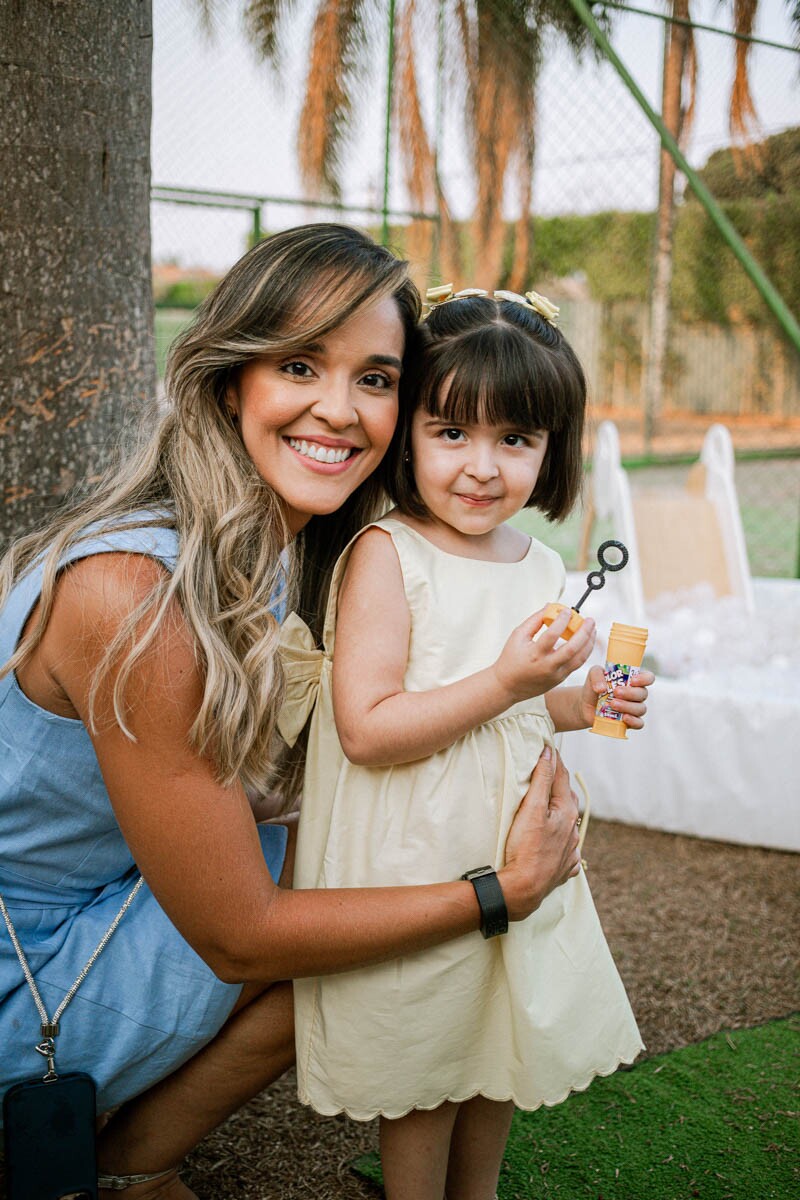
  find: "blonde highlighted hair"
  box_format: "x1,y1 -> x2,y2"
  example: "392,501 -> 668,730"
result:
1,224 -> 421,795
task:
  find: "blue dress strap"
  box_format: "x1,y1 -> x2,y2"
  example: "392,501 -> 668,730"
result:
0,514 -> 179,687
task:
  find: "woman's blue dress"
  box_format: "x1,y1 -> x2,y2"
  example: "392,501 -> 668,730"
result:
0,518 -> 287,1116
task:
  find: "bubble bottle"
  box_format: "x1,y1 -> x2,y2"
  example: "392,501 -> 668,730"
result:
540,540 -> 648,741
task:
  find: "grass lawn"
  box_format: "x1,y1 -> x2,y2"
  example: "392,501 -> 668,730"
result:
154,307 -> 194,380
354,1016 -> 799,1200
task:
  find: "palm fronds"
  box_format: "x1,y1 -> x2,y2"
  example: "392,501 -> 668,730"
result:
729,0 -> 761,152
396,0 -> 461,281
244,0 -> 296,61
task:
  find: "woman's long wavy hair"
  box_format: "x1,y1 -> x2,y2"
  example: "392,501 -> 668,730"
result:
0,224 -> 421,795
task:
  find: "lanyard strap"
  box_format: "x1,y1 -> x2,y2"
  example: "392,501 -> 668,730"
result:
0,877 -> 143,1079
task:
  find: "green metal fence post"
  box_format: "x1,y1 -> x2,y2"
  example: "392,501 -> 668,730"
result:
566,0 -> 800,357
252,204 -> 261,245
381,0 -> 397,247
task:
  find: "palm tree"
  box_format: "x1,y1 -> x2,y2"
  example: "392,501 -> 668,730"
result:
1,0 -> 155,545
644,0 -> 798,444
240,0 -> 595,288
643,0 -> 695,446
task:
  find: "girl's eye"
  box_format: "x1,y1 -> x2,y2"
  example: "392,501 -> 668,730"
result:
440,428 -> 465,442
502,433 -> 528,447
360,372 -> 393,389
280,361 -> 314,378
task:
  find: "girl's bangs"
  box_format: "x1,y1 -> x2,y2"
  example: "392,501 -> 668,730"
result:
422,334 -> 565,432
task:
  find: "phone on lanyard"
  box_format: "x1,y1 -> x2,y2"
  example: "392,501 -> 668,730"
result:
2,1072 -> 98,1199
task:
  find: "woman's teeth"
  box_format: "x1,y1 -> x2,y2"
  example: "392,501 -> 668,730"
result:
288,438 -> 354,464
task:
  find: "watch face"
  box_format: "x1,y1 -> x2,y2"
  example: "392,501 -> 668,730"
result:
464,866 -> 494,880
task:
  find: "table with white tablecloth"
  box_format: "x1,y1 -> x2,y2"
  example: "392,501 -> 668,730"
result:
557,575 -> 800,853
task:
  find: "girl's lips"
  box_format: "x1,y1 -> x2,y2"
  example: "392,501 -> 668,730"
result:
456,493 -> 500,506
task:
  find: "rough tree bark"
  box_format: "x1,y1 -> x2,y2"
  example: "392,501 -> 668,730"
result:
0,0 -> 155,545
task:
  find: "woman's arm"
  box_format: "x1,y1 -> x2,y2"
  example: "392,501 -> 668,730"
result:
41,552 -> 579,986
332,528 -> 596,766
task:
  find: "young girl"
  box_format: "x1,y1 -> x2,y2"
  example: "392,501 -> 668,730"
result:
279,287 -> 650,1200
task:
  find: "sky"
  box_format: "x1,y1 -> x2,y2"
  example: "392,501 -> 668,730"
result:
151,0 -> 800,270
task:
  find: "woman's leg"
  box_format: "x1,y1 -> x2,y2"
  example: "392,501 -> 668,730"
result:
97,980 -> 294,1183
444,1096 -> 515,1200
379,1103 -> 460,1200
96,820 -> 298,1197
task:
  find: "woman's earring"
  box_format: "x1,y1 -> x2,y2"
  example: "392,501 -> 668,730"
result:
403,450 -> 411,463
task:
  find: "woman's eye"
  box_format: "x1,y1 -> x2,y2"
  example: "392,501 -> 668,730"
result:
360,372 -> 392,389
280,361 -> 314,378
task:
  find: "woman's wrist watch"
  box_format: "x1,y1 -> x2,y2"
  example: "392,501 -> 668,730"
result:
461,866 -> 509,938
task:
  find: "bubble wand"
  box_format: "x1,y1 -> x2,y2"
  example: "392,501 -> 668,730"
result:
541,540 -> 648,741
541,540 -> 630,639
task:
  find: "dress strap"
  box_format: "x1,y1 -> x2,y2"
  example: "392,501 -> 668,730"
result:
0,514 -> 178,690
277,520 -> 398,746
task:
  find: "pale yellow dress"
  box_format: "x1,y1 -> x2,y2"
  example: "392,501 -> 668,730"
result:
278,517 -> 643,1120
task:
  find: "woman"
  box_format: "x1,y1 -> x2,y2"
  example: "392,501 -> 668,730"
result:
0,225 -> 588,1198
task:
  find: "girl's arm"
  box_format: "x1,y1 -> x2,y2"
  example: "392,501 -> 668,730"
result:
38,551 -> 580,985
332,527 -> 596,766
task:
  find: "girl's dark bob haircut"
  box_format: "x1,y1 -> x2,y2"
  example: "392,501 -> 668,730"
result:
387,294 -> 586,522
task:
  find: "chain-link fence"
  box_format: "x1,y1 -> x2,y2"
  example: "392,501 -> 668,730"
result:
151,0 -> 800,576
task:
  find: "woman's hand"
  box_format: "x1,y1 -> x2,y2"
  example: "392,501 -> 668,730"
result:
491,605 -> 596,706
578,664 -> 655,730
498,747 -> 580,921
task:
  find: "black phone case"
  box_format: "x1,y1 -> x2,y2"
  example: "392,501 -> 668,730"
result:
2,1072 -> 98,1200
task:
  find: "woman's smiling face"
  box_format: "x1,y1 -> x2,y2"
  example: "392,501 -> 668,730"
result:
227,296 -> 405,534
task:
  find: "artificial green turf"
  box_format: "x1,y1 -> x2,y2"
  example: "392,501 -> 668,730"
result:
352,1015 -> 799,1199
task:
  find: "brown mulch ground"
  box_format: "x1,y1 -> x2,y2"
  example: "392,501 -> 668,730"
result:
179,820 -> 799,1199
1,821 -> 795,1198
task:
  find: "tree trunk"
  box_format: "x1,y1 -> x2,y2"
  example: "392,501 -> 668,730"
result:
0,0 -> 155,546
643,2 -> 691,448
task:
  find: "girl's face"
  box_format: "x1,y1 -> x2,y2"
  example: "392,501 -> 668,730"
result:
410,405 -> 549,541
227,296 -> 404,534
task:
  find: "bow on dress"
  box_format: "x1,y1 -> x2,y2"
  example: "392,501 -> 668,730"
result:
277,612 -> 326,747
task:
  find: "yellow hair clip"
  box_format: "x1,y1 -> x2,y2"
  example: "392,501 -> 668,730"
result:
423,284 -> 559,326
524,290 -> 560,325
425,283 -> 455,306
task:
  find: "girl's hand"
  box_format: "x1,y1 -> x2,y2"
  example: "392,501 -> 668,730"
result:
492,605 -> 597,706
580,665 -> 655,730
499,746 -> 581,921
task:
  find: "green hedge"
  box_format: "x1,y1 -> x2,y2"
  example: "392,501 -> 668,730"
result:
155,277 -> 218,309
511,192 -> 800,326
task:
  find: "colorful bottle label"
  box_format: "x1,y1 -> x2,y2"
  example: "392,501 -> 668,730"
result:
596,662 -> 641,721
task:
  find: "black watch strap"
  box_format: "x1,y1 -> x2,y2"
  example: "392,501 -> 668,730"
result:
461,866 -> 509,938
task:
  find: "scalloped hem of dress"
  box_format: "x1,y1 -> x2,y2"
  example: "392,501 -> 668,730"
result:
298,1041 -> 646,1122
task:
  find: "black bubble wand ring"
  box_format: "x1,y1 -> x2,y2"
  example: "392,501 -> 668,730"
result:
541,540 -> 629,639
